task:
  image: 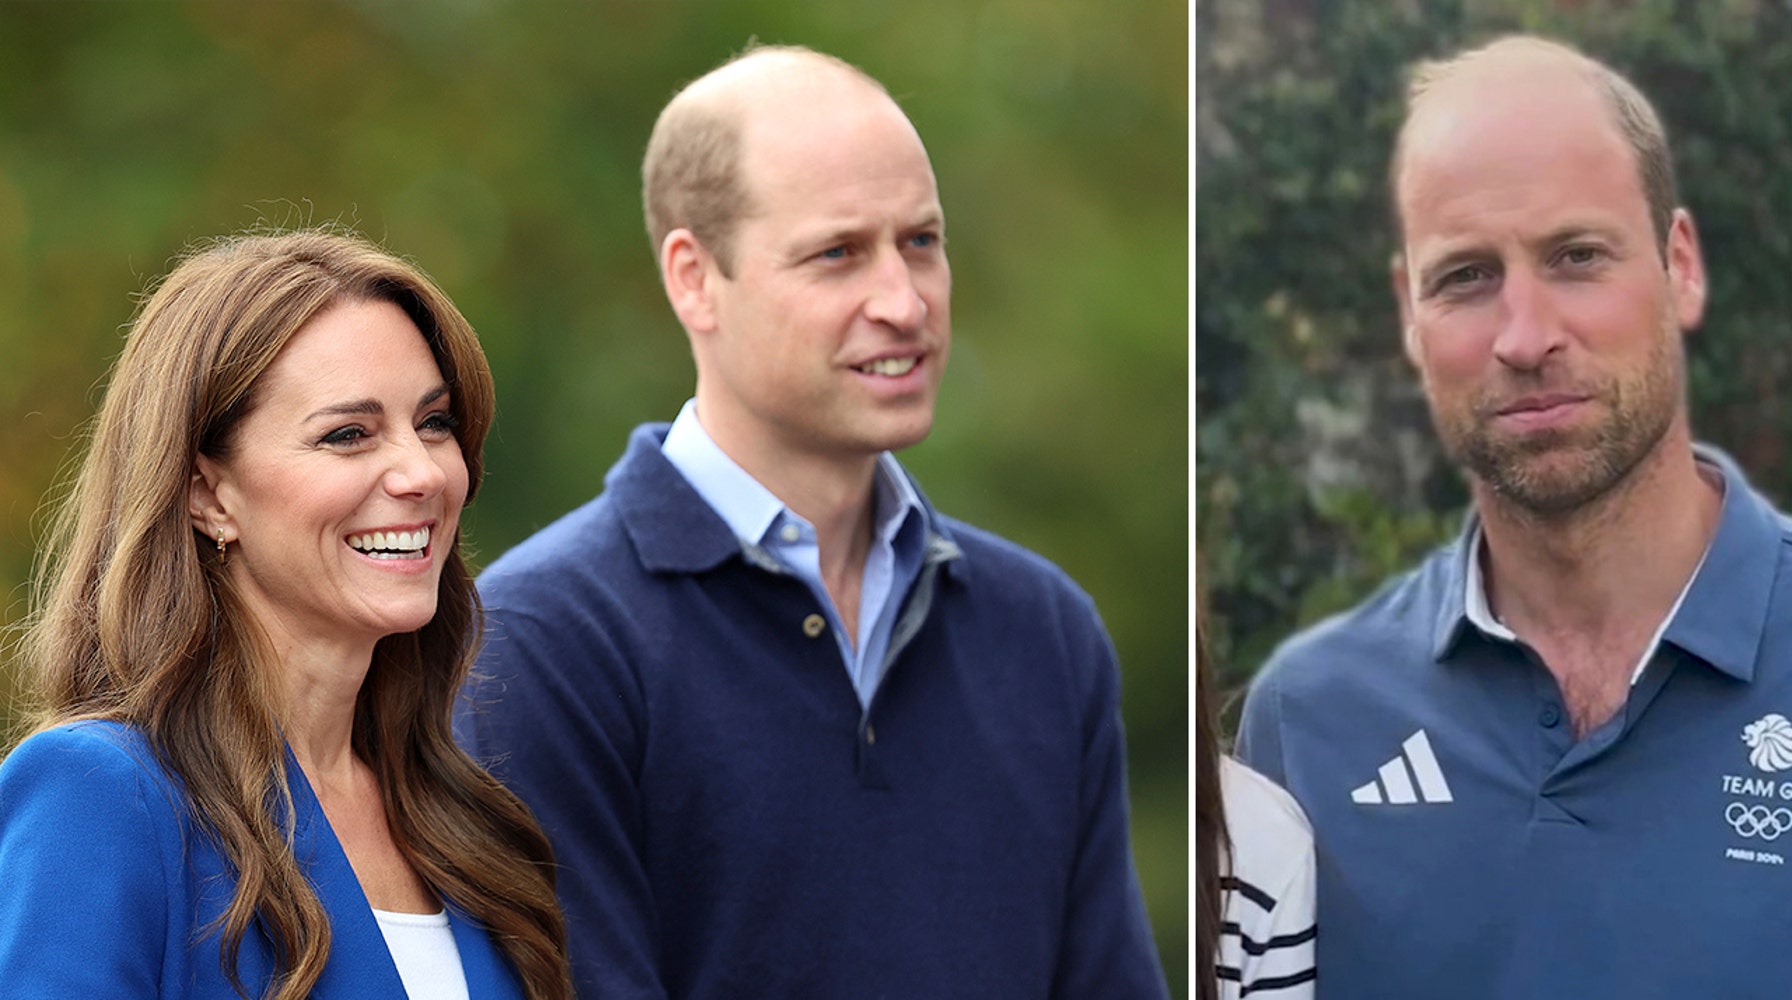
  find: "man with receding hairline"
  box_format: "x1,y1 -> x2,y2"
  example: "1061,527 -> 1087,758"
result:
1240,33 -> 1792,998
457,44 -> 1168,999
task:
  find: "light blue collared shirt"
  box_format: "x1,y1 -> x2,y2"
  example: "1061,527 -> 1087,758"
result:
660,400 -> 929,707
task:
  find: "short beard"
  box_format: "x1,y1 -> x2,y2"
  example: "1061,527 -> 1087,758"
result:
1459,414 -> 1663,515
1434,326 -> 1684,517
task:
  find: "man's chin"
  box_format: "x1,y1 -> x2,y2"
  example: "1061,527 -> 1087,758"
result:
861,412 -> 936,455
1474,444 -> 1629,514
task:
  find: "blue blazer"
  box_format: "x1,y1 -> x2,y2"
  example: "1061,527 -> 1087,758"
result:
0,720 -> 525,998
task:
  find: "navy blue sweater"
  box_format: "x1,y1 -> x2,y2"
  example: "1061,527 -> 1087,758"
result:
458,425 -> 1167,999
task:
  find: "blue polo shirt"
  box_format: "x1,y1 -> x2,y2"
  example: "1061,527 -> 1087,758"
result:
1238,447 -> 1792,998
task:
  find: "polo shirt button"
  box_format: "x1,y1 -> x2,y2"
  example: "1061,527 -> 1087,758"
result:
1539,704 -> 1561,728
802,613 -> 826,638
780,524 -> 801,543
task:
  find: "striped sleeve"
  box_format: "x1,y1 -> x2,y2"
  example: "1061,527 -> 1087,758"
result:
1216,871 -> 1315,997
1217,758 -> 1316,999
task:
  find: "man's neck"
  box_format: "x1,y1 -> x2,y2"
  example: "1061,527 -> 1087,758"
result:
783,460 -> 878,599
761,458 -> 878,644
1477,438 -> 1720,639
1475,435 -> 1722,735
699,412 -> 881,637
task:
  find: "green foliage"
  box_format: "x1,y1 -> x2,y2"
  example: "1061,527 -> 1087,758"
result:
0,1 -> 1188,993
1199,0 -> 1792,742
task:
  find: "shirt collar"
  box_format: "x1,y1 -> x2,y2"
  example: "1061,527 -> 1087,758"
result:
660,398 -> 928,550
1662,446 -> 1781,682
1460,519 -> 1707,685
1461,524 -> 1516,643
662,400 -> 784,546
1438,444 -> 1778,683
872,451 -> 926,548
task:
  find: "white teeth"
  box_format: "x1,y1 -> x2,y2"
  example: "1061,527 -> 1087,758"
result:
857,356 -> 917,377
349,526 -> 430,556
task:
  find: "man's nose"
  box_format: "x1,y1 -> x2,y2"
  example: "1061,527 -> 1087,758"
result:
1492,268 -> 1566,370
864,249 -> 928,331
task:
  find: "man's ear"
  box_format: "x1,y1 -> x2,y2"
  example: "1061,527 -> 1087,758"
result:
661,228 -> 722,336
188,454 -> 235,545
1665,207 -> 1708,332
1391,250 -> 1422,369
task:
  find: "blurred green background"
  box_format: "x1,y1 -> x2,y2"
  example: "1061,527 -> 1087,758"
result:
1199,0 -> 1792,755
0,0 -> 1188,991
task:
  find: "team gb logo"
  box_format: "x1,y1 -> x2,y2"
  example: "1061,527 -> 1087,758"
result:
1743,714 -> 1792,773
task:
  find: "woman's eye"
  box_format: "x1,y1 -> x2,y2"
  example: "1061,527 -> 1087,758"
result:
320,425 -> 366,446
420,411 -> 461,437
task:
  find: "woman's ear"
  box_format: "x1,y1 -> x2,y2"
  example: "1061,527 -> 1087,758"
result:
188,454 -> 235,545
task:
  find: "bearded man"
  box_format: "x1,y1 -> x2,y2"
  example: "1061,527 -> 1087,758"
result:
1239,34 -> 1792,998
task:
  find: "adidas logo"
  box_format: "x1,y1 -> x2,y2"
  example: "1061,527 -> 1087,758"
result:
1351,729 -> 1454,805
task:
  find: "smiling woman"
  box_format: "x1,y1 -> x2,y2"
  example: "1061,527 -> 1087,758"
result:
0,230 -> 571,999
191,298 -> 472,660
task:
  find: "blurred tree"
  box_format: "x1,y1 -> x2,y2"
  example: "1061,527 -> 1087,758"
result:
0,0 -> 1188,992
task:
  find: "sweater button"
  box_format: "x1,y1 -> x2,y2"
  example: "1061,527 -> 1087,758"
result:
865,725 -> 877,745
802,613 -> 826,638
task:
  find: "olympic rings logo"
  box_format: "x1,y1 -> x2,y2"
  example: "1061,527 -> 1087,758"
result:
1726,802 -> 1792,840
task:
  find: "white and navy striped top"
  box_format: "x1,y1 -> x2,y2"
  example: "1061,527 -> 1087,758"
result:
1218,757 -> 1316,999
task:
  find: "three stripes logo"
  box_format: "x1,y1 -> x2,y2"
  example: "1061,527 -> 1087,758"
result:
1351,729 -> 1454,805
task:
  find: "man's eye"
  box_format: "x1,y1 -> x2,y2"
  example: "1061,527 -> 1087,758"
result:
1438,266 -> 1487,290
819,245 -> 849,260
1562,246 -> 1602,265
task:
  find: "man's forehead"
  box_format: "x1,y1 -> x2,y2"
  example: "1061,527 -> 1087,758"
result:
1405,39 -> 1606,120
691,51 -> 882,124
738,94 -> 931,199
1397,68 -> 1638,228
1404,58 -> 1608,159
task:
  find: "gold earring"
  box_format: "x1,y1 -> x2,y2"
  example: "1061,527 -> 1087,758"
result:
217,530 -> 228,564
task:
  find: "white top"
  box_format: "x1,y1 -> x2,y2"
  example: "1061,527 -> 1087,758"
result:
372,908 -> 469,1000
1217,757 -> 1316,1000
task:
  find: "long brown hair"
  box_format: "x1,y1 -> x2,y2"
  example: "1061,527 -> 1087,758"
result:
18,229 -> 571,999
1195,619 -> 1229,1000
